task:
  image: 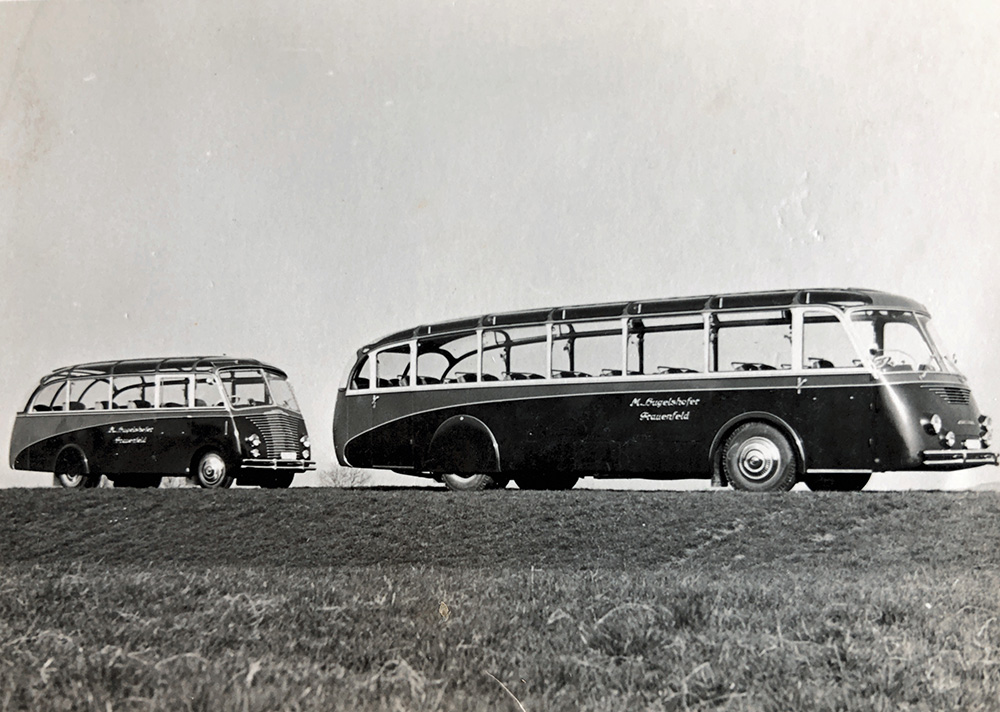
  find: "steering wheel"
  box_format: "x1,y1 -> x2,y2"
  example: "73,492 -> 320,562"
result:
871,349 -> 916,369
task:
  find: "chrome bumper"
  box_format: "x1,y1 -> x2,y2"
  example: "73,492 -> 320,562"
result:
921,449 -> 998,468
242,458 -> 316,471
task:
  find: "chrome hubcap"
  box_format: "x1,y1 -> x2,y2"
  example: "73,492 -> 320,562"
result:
199,454 -> 226,486
735,437 -> 782,482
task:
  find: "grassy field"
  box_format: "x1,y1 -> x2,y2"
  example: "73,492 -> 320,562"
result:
1,488 -> 999,711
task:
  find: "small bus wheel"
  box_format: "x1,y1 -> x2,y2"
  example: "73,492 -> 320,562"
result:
54,451 -> 100,489
722,422 -> 798,492
441,473 -> 503,491
193,451 -> 235,489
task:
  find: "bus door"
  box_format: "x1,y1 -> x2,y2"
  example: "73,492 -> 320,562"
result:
151,374 -> 196,472
355,345 -> 414,469
795,310 -> 875,470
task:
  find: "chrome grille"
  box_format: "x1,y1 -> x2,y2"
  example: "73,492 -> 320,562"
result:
248,412 -> 302,454
922,385 -> 971,405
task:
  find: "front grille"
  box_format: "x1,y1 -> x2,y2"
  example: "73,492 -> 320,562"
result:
922,385 -> 971,405
248,412 -> 302,454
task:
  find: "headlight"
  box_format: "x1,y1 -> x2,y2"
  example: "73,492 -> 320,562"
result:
980,415 -> 993,433
923,413 -> 943,435
942,431 -> 956,448
302,448 -> 310,460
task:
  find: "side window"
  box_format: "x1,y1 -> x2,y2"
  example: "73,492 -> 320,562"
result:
715,310 -> 792,372
627,315 -> 704,375
482,326 -> 547,381
417,333 -> 478,385
112,376 -> 156,409
158,376 -> 191,408
70,378 -> 111,410
802,311 -> 861,369
220,370 -> 271,407
194,375 -> 225,407
349,355 -> 370,391
375,346 -> 412,388
29,381 -> 67,412
551,320 -> 622,377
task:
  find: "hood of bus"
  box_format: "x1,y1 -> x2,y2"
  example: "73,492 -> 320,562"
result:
232,407 -> 311,461
877,372 -> 993,463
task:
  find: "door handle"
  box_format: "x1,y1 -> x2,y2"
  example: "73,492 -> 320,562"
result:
371,395 -> 380,409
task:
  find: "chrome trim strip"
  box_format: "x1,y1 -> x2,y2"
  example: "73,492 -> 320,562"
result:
242,458 -> 315,471
921,450 -> 998,466
805,469 -> 872,474
346,367 -> 875,395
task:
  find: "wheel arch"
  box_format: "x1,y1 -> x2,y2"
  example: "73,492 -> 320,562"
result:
54,443 -> 91,474
709,412 -> 806,483
423,415 -> 501,475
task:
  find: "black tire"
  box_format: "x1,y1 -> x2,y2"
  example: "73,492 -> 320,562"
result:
441,473 -> 503,491
722,422 -> 798,492
804,472 -> 871,492
193,451 -> 235,489
54,451 -> 100,489
261,473 -> 295,489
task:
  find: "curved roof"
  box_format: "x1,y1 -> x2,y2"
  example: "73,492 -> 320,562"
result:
38,356 -> 286,384
363,288 -> 929,352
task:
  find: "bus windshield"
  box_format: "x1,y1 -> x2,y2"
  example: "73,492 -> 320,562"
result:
265,373 -> 302,413
849,310 -> 952,373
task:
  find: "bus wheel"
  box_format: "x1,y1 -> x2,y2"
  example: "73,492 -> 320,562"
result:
442,473 -> 501,491
804,472 -> 871,492
193,451 -> 234,489
722,422 -> 798,492
55,451 -> 100,489
261,473 -> 294,489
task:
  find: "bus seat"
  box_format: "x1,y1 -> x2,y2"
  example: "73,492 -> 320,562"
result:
69,402 -> 86,410
162,402 -> 182,407
445,373 -> 477,384
97,401 -> 110,409
416,376 -> 441,385
132,399 -> 152,409
194,399 -> 207,407
809,358 -> 835,369
481,374 -> 499,381
33,405 -> 51,412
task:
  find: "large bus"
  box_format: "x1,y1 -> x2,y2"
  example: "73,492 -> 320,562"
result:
333,289 -> 996,492
10,357 -> 315,489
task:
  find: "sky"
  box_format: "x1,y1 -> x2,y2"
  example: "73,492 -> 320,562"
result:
1,0 -> 998,489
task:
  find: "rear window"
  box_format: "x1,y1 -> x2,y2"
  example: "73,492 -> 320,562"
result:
28,381 -> 67,412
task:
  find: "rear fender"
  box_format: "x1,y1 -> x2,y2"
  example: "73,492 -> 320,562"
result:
423,415 -> 500,474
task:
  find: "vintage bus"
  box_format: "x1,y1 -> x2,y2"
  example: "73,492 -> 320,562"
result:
333,289 -> 996,492
10,357 -> 315,489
